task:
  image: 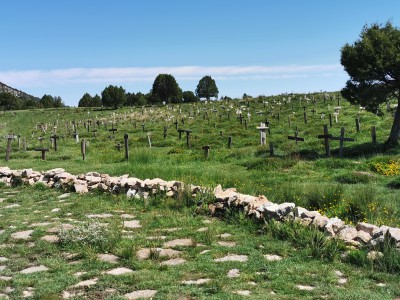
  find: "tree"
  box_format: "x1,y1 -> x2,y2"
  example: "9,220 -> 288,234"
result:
40,94 -> 54,108
101,85 -> 126,109
0,92 -> 22,110
182,91 -> 199,102
196,75 -> 218,100
151,74 -> 181,104
91,94 -> 102,107
78,93 -> 93,107
341,22 -> 400,147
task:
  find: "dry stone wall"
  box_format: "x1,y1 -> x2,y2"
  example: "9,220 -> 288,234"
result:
0,166 -> 399,252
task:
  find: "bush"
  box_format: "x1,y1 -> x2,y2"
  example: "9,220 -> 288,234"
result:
335,172 -> 372,184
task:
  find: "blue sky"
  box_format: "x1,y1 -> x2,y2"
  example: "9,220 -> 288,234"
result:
1,0 -> 399,106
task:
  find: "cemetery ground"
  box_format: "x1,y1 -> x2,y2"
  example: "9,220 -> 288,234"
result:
0,92 -> 400,298
0,184 -> 399,299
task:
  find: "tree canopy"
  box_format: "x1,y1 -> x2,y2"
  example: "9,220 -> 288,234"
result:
101,85 -> 127,109
196,76 -> 219,100
182,91 -> 199,103
341,21 -> 400,147
151,74 -> 182,104
78,93 -> 102,107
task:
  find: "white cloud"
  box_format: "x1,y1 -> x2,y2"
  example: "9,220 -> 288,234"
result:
0,65 -> 343,88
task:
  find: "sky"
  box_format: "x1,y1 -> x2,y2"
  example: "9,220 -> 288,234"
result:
1,0 -> 400,106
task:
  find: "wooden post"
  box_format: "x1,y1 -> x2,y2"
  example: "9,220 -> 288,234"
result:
202,145 -> 210,158
147,132 -> 152,148
355,118 -> 360,132
288,116 -> 291,128
141,123 -> 145,132
51,135 -> 59,151
178,129 -> 184,139
244,119 -> 248,130
22,137 -> 26,151
185,130 -> 192,148
17,134 -> 21,150
269,142 -> 274,156
317,125 -> 332,157
34,148 -> 49,160
256,123 -> 268,146
163,126 -> 167,139
303,111 -> 307,124
329,114 -> 333,128
371,126 -> 377,145
174,120 -> 178,130
81,139 -> 86,160
5,135 -> 14,161
228,136 -> 232,148
124,133 -> 129,161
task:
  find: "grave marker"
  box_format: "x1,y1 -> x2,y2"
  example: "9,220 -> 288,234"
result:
202,145 -> 210,158
34,148 -> 49,160
288,130 -> 304,144
5,134 -> 15,161
371,126 -> 377,145
81,139 -> 86,160
331,127 -> 354,158
317,125 -> 332,157
256,123 -> 268,146
124,133 -> 129,160
50,134 -> 60,151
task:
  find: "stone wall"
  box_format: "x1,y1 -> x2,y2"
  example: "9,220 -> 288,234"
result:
0,166 -> 398,252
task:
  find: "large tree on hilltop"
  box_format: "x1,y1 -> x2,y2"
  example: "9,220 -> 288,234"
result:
101,85 -> 126,109
151,74 -> 182,104
196,75 -> 218,100
341,21 -> 400,147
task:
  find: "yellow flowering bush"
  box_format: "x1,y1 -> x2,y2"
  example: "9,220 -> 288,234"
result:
373,160 -> 400,176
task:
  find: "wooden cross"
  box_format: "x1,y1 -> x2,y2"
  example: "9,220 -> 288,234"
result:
50,134 -> 60,151
311,108 -> 316,114
288,131 -> 304,144
34,148 -> 49,160
238,113 -> 243,124
256,123 -> 268,145
163,126 -> 167,139
202,145 -> 210,158
302,106 -> 307,112
5,134 -> 16,161
38,136 -> 45,147
177,129 -> 185,139
330,127 -> 354,158
173,120 -> 178,130
141,123 -> 145,132
185,130 -> 192,148
109,123 -> 118,135
317,125 -> 332,157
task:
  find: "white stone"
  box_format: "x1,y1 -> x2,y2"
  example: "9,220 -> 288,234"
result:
160,258 -> 186,266
123,220 -> 141,229
11,230 -> 34,240
296,285 -> 315,291
103,267 -> 133,276
227,269 -> 240,278
163,238 -> 193,248
97,254 -> 119,264
182,278 -> 210,285
73,278 -> 98,287
124,290 -> 157,299
264,254 -> 283,261
234,290 -> 251,296
214,254 -> 248,262
20,265 -> 49,274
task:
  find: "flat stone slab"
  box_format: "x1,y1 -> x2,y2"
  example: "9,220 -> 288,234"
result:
160,258 -> 186,266
73,278 -> 98,288
120,214 -> 135,219
219,233 -> 232,239
58,193 -> 71,199
137,248 -> 181,260
20,265 -> 49,274
234,290 -> 251,296
264,254 -> 283,261
0,276 -> 12,281
163,238 -> 193,248
182,278 -> 210,285
146,236 -> 166,240
296,285 -> 315,291
97,254 -> 119,264
123,220 -> 141,229
4,204 -> 20,209
0,257 -> 8,262
47,223 -> 74,233
41,235 -> 60,243
103,267 -> 133,276
86,213 -> 113,218
124,290 -> 157,299
11,230 -> 34,240
217,241 -> 236,247
30,222 -> 52,227
197,227 -> 208,232
214,254 -> 248,262
227,268 -> 240,278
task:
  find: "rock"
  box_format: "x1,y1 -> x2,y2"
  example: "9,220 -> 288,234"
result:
20,265 -> 49,274
97,254 -> 119,264
387,227 -> 400,243
234,290 -> 251,296
217,241 -> 236,247
126,188 -> 137,198
227,269 -> 240,278
312,215 -> 330,229
103,267 -> 133,276
123,220 -> 141,229
160,258 -> 186,266
324,217 -> 345,236
367,251 -> 383,260
163,238 -> 193,248
214,254 -> 248,262
337,225 -> 358,242
355,230 -> 372,243
264,254 -> 283,261
74,184 -> 88,194
356,222 -> 380,235
296,285 -> 315,291
120,213 -> 135,219
182,278 -> 210,285
259,202 -> 295,220
41,235 -> 60,243
124,290 -> 157,299
11,230 -> 34,240
73,278 -> 98,287
136,248 -> 181,260
86,213 -> 113,218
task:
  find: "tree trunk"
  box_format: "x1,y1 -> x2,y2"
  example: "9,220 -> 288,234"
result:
385,97 -> 400,148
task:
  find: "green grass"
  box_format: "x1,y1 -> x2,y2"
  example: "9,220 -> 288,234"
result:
0,185 -> 399,299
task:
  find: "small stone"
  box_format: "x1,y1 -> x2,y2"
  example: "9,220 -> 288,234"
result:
11,230 -> 34,240
217,241 -> 236,247
160,258 -> 186,266
120,213 -> 135,219
22,290 -> 34,298
20,265 -> 49,274
219,233 -> 232,239
227,269 -> 240,278
4,204 -> 20,209
97,254 -> 119,264
199,250 -> 210,254
234,290 -> 251,296
41,235 -> 60,243
182,278 -> 210,285
58,193 -> 71,199
124,290 -> 157,299
296,285 -> 315,291
0,293 -> 9,299
51,208 -> 61,213
197,227 -> 208,232
0,276 -> 12,281
73,271 -> 87,277
334,270 -> 344,277
214,254 -> 248,262
73,278 -> 98,287
338,278 -> 347,284
30,222 -> 52,227
0,257 -> 8,262
123,220 -> 141,229
86,213 -> 113,218
163,238 -> 193,248
103,267 -> 133,276
367,251 -> 383,260
264,254 -> 283,261
136,248 -> 181,260
376,283 -> 386,287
